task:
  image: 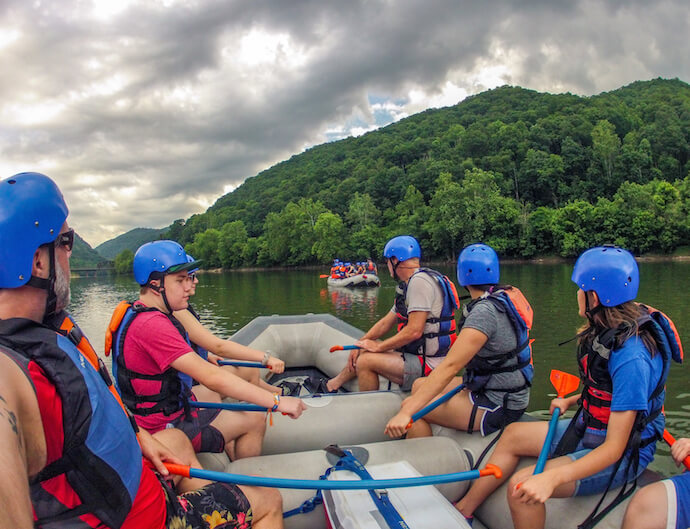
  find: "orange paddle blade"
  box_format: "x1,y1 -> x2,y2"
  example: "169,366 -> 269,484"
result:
319,274 -> 329,278
550,370 -> 580,398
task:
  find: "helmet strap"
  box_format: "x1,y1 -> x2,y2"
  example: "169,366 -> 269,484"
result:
148,276 -> 174,314
584,291 -> 604,325
26,244 -> 58,320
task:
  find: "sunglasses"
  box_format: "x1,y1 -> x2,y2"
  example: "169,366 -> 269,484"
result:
55,228 -> 75,252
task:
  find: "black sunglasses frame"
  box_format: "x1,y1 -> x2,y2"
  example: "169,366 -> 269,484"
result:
55,228 -> 75,252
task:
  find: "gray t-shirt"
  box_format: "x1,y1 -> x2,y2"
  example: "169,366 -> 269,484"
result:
389,269 -> 446,366
462,299 -> 531,410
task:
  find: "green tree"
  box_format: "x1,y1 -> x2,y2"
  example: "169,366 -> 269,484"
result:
114,249 -> 134,275
312,212 -> 346,262
592,120 -> 621,193
218,220 -> 248,268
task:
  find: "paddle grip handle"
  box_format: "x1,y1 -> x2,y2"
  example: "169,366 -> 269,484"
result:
534,408 -> 561,474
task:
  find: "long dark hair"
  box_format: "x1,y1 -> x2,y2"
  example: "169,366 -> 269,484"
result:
577,296 -> 657,355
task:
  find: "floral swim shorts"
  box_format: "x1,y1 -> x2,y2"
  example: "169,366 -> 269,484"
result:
165,480 -> 252,529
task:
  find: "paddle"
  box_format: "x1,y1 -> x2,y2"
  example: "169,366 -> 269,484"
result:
663,429 -> 690,471
160,462 -> 502,490
191,401 -> 268,412
329,345 -> 360,352
320,274 -> 329,278
406,383 -> 466,429
533,370 -> 580,474
217,360 -> 270,369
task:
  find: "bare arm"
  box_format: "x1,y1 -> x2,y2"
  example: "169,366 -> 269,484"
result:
360,311 -> 398,341
174,310 -> 284,371
171,352 -> 304,417
357,310 -> 428,353
0,354 -> 46,529
400,326 -> 487,414
513,410 -> 638,503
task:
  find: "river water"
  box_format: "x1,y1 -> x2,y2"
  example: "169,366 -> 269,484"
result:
69,261 -> 690,477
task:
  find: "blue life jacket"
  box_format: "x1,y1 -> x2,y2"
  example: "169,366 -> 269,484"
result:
461,286 -> 534,394
107,302 -> 193,418
395,268 -> 460,363
0,317 -> 142,528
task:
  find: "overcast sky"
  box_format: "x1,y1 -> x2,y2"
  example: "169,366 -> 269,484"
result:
1,0 -> 688,246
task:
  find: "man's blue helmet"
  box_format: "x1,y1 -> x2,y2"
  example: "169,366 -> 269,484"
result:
383,236 -> 421,262
572,246 -> 639,307
457,243 -> 499,286
0,172 -> 68,288
133,240 -> 202,286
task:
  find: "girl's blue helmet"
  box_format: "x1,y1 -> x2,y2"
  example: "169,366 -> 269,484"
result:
572,246 -> 639,306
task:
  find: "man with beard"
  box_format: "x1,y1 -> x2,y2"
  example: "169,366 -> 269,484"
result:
0,172 -> 284,528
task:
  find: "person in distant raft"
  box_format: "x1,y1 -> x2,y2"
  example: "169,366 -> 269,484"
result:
622,436 -> 690,529
106,240 -> 306,461
385,243 -> 533,439
327,235 -> 460,392
454,246 -> 680,529
0,172 -> 285,529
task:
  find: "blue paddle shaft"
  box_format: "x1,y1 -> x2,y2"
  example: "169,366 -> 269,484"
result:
534,408 -> 561,474
341,345 -> 360,350
218,360 -> 265,368
411,383 -> 465,423
191,401 -> 267,412
187,466 -> 485,490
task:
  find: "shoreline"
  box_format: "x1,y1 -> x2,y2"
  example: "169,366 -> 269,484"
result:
198,253 -> 690,274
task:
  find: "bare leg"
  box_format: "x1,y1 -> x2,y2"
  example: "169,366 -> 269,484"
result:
327,366 -> 357,392
456,421 -> 549,517
355,351 -> 405,391
622,481 -> 669,529
192,384 -> 222,403
152,428 -> 211,492
210,409 -> 267,459
508,458 -> 577,529
239,485 -> 284,529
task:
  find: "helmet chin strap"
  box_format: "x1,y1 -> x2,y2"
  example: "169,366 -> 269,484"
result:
148,276 -> 174,314
26,244 -> 58,320
584,291 -> 604,325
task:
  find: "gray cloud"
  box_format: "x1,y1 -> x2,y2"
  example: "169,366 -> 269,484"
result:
0,0 -> 687,245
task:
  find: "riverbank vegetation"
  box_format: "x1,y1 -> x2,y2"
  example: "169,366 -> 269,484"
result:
160,78 -> 689,267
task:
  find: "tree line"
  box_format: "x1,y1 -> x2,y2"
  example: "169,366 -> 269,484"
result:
115,78 -> 690,269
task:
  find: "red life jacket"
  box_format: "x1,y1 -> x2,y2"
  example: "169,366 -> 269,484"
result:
577,304 -> 682,432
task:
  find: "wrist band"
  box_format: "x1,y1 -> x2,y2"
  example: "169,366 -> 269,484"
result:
271,393 -> 280,412
263,352 -> 270,366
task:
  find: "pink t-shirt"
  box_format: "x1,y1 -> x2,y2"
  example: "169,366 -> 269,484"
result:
123,302 -> 193,433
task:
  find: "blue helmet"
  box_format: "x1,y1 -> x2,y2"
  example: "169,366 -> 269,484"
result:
133,240 -> 202,286
572,246 -> 639,307
186,253 -> 200,274
383,235 -> 421,262
0,172 -> 68,288
457,243 -> 499,286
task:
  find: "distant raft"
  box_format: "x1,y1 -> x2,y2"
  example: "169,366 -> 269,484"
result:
327,273 -> 380,288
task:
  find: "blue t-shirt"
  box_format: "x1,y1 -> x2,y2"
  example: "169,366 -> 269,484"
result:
583,334 -> 665,467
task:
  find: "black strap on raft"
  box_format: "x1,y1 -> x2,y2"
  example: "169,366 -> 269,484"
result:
284,445 -> 410,529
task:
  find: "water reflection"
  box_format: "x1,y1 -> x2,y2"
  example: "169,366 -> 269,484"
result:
326,285 -> 380,320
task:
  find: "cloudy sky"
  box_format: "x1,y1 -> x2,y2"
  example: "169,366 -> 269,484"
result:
1,0 -> 688,246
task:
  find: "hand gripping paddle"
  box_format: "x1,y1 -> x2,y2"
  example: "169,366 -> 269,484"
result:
663,429 -> 690,471
533,370 -> 580,474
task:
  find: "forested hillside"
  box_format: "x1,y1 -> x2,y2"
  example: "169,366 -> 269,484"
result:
72,233 -> 109,268
165,78 -> 690,267
96,227 -> 166,259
